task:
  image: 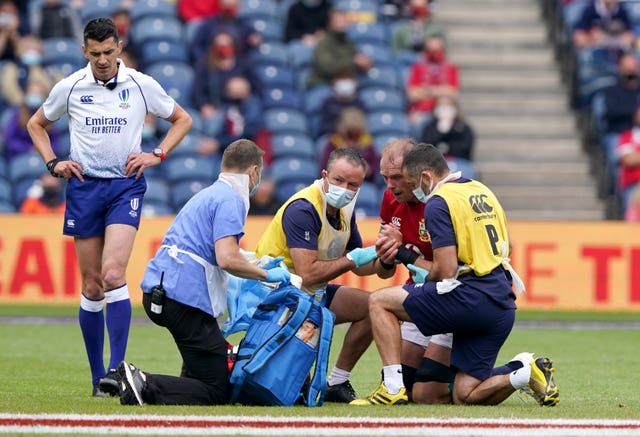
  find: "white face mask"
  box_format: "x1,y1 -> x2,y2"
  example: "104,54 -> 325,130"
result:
434,105 -> 456,120
412,176 -> 433,204
334,79 -> 357,97
326,182 -> 357,208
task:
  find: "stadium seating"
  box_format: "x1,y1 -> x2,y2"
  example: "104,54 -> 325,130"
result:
144,62 -> 194,107
0,178 -> 12,205
139,40 -> 189,69
42,38 -> 84,67
347,21 -> 388,46
238,0 -> 280,22
9,153 -> 46,185
130,16 -> 184,46
141,201 -> 174,216
248,18 -> 284,43
354,181 -> 381,217
264,108 -> 309,135
130,0 -> 177,22
367,110 -> 410,137
271,157 -> 319,186
80,0 -> 121,25
271,133 -> 315,160
143,177 -> 171,205
286,40 -> 314,72
254,64 -> 296,89
261,87 -> 302,110
361,87 -> 405,113
358,66 -> 402,91
170,179 -> 210,210
164,154 -> 220,185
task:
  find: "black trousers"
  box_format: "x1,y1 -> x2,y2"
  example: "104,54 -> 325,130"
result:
141,293 -> 229,405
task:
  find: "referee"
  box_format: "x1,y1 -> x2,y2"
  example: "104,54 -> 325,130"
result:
27,17 -> 192,397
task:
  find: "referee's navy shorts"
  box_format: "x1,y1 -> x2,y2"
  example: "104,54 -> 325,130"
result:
63,175 -> 147,237
402,281 -> 515,381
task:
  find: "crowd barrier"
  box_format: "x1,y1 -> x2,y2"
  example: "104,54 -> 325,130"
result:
0,215 -> 639,311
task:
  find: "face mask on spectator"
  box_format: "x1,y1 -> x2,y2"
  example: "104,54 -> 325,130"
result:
21,51 -> 42,66
214,44 -> 235,59
220,5 -> 238,17
334,79 -> 356,97
435,105 -> 456,120
426,48 -> 445,64
25,93 -> 44,110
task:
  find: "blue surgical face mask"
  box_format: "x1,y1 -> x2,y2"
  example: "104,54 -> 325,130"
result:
250,173 -> 261,197
326,181 -> 357,208
25,93 -> 44,110
21,51 -> 42,66
412,176 -> 433,204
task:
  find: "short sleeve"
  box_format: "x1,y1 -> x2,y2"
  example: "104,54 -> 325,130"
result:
282,199 -> 322,250
424,196 -> 456,249
42,80 -> 71,121
140,74 -> 176,119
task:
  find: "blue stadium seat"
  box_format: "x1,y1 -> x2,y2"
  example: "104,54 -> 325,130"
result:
168,132 -> 206,157
248,17 -> 283,43
255,64 -> 296,89
130,0 -> 177,22
271,133 -> 315,159
347,22 -> 388,46
144,62 -> 194,107
271,157 -> 319,186
447,158 -> 478,180
357,42 -> 394,66
264,108 -> 309,135
13,178 -> 37,208
274,180 -> 308,203
0,200 -> 16,213
358,66 -> 402,90
261,87 -> 302,110
238,0 -> 280,21
374,133 -> 405,154
45,61 -> 85,81
361,87 -> 405,113
367,110 -> 410,137
0,156 -> 7,179
42,38 -> 84,66
130,16 -> 184,45
140,40 -> 189,68
0,178 -> 11,204
249,42 -> 289,67
170,179 -> 210,210
158,106 -> 206,135
144,177 -> 171,205
354,181 -> 381,217
141,201 -> 174,216
334,0 -> 378,21
164,155 -> 220,184
81,0 -> 121,25
8,153 -> 46,184
303,85 -> 332,115
287,40 -> 314,71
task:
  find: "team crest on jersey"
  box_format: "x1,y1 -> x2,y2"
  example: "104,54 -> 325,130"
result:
418,219 -> 429,242
118,88 -> 130,109
391,216 -> 401,227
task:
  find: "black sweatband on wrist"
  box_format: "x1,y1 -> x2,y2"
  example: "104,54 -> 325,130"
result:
378,259 -> 395,270
396,245 -> 419,266
46,158 -> 62,177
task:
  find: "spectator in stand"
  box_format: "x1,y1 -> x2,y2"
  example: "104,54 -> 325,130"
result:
420,95 -> 474,162
601,52 -> 640,136
320,107 -> 378,183
178,0 -> 219,23
190,0 -> 262,63
284,0 -> 330,44
1,34 -> 52,106
191,32 -> 258,132
31,0 -> 82,42
249,172 -> 280,215
392,0 -> 446,54
572,0 -> 634,50
0,0 -> 22,62
624,184 -> 640,221
319,70 -> 366,137
615,106 -> 640,214
216,76 -> 265,152
20,172 -> 66,214
307,7 -> 373,89
111,9 -> 132,52
406,34 -> 459,138
4,81 -> 59,162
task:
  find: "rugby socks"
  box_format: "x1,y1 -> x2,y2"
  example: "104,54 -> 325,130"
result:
327,367 -> 351,386
491,360 -> 523,376
105,284 -> 132,370
508,365 -> 531,390
79,293 -> 106,386
383,364 -> 404,395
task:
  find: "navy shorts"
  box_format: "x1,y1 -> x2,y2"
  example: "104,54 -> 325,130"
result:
325,283 -> 340,308
63,176 -> 147,237
402,281 -> 515,381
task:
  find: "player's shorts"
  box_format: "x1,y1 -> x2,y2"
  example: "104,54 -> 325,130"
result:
402,281 -> 515,381
325,284 -> 340,308
401,322 -> 453,349
64,175 -> 147,237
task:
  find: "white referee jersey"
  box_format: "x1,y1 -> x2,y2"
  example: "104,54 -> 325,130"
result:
42,60 -> 176,178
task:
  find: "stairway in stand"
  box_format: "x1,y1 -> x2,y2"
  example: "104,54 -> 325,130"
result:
435,0 -> 605,220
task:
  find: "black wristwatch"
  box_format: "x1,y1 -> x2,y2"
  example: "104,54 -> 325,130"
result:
152,147 -> 165,162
